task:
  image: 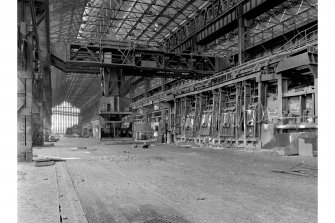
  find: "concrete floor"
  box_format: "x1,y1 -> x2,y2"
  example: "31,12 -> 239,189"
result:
19,138 -> 317,223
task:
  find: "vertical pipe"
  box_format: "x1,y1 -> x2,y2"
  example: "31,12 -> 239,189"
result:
51,114 -> 53,133
257,80 -> 262,148
51,114 -> 56,133
243,82 -> 247,148
58,106 -> 60,134
59,106 -> 61,134
277,74 -> 283,127
218,90 -> 222,143
58,106 -> 59,134
58,109 -> 60,134
55,110 -> 57,134
68,106 -> 70,130
54,110 -> 56,134
54,107 -> 57,133
64,104 -> 66,134
314,78 -> 318,123
68,103 -> 70,131
62,104 -> 64,134
66,104 -> 68,133
63,104 -> 65,134
58,112 -> 60,134
52,113 -> 54,134
69,104 -> 71,128
211,91 -> 216,138
64,103 -> 67,133
71,107 -> 73,128
71,105 -> 72,127
60,106 -> 62,134
70,107 -> 72,129
238,6 -> 245,65
64,103 -> 66,133
113,122 -> 116,138
73,107 -> 74,126
235,84 -> 239,149
57,113 -> 59,134
66,103 -> 68,133
55,107 -> 57,134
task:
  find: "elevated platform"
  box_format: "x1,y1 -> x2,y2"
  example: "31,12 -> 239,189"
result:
130,42 -> 317,109
51,40 -> 229,79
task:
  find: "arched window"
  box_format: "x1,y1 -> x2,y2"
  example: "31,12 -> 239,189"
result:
51,101 -> 80,134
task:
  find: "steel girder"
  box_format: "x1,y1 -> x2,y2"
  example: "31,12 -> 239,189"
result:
148,0 -> 199,42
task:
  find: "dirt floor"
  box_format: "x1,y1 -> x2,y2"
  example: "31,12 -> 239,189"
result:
18,138 -> 317,223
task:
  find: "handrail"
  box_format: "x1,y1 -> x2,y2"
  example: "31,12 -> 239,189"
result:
274,23 -> 318,53
130,41 -> 317,108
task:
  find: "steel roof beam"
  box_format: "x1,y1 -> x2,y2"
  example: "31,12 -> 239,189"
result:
124,0 -> 157,39
135,0 -> 174,41
148,0 -> 198,42
114,0 -> 140,35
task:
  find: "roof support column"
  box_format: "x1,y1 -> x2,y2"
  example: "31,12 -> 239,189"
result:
38,0 -> 52,142
238,5 -> 248,65
102,67 -> 122,97
17,1 -> 42,161
18,0 -> 51,155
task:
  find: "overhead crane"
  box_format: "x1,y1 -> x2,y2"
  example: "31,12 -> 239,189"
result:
51,39 -> 229,79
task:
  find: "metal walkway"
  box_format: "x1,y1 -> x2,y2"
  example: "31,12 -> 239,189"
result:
51,40 -> 229,79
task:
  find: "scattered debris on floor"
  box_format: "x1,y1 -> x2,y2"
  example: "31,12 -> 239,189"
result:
77,147 -> 87,150
35,161 -> 55,167
17,170 -> 27,181
133,144 -> 138,148
147,156 -> 168,161
76,179 -> 85,183
97,155 -> 135,162
70,147 -> 87,150
143,143 -> 150,149
272,163 -> 317,177
178,145 -> 191,149
34,156 -> 66,162
34,156 -> 67,167
47,136 -> 59,142
144,218 -> 176,223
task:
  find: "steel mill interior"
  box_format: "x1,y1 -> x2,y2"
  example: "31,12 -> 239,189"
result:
17,0 -> 318,222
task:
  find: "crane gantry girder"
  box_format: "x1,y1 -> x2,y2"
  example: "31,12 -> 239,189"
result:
51,40 -> 230,79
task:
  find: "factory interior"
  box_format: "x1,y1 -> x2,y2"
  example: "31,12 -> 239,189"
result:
7,0 -> 332,222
